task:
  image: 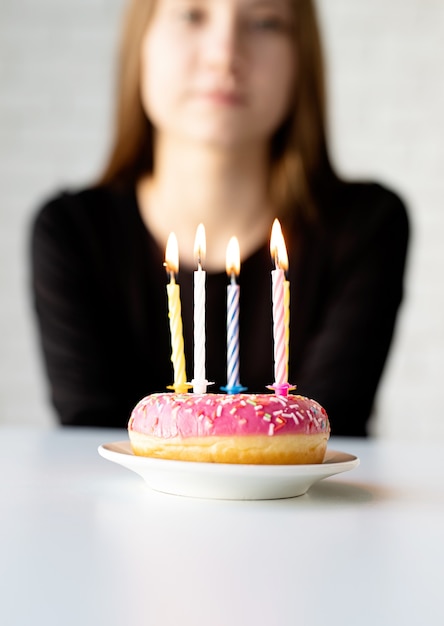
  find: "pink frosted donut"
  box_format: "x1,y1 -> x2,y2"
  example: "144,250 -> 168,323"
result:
128,393 -> 330,465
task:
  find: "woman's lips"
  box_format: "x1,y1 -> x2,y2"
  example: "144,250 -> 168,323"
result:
194,89 -> 246,106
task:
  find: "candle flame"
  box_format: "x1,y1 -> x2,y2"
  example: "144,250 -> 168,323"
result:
270,218 -> 288,271
165,232 -> 179,274
194,223 -> 206,268
226,236 -> 240,277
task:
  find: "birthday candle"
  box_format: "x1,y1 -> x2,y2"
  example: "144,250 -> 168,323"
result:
164,233 -> 188,393
284,280 -> 290,380
279,233 -> 290,380
270,219 -> 289,386
192,224 -> 208,394
271,264 -> 286,385
223,236 -> 246,394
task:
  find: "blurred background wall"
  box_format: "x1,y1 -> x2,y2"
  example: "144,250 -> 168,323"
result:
1,0 -> 443,439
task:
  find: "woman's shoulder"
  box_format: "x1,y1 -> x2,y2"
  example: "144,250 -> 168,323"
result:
331,179 -> 408,224
30,184 -> 143,275
31,185 -> 140,257
316,180 -> 410,272
33,184 -> 135,229
322,179 -> 409,243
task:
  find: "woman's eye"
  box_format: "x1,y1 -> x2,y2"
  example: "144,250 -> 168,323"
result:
248,15 -> 289,33
178,7 -> 205,24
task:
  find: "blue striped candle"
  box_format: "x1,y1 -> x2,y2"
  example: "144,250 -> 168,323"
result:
222,237 -> 246,394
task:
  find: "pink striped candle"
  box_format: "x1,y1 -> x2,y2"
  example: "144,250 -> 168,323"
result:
271,265 -> 286,385
269,219 -> 293,396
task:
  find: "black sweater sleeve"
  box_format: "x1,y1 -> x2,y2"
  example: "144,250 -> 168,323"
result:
31,194 -> 115,425
293,183 -> 410,436
30,189 -> 162,427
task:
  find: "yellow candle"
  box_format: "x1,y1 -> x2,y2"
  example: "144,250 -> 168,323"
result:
284,279 -> 290,380
165,233 -> 189,393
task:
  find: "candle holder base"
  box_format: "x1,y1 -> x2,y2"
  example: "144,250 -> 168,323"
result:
167,383 -> 193,394
220,384 -> 248,395
267,382 -> 297,397
190,380 -> 214,394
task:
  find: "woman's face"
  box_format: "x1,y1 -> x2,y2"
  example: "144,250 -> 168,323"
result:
140,0 -> 297,149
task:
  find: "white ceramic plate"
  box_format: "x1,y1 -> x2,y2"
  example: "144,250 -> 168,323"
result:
98,441 -> 359,500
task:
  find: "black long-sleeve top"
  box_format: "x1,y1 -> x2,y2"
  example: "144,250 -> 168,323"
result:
30,181 -> 409,436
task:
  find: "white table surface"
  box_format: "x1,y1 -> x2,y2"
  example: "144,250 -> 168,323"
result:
1,426 -> 443,626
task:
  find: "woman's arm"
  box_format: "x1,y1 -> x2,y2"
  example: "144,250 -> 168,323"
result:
30,192 -> 132,427
294,184 -> 410,436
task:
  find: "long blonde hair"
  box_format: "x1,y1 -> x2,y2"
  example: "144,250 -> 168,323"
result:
98,0 -> 338,222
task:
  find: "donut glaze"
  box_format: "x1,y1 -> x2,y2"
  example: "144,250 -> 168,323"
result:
128,393 -> 330,465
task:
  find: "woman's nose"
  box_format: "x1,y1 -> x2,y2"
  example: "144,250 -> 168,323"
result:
202,15 -> 243,74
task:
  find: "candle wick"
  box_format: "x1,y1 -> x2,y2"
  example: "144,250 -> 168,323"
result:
230,272 -> 236,286
274,253 -> 279,270
164,262 -> 176,284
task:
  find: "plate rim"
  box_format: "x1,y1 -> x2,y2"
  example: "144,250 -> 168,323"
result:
98,441 -> 360,499
98,440 -> 359,475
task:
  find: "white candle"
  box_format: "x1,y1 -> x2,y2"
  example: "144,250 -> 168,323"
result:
192,224 -> 208,394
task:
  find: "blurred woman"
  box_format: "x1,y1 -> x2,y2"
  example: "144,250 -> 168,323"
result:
31,0 -> 409,435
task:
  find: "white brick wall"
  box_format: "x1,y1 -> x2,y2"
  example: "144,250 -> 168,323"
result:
1,0 -> 443,438
0,0 -> 125,426
317,0 -> 444,439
